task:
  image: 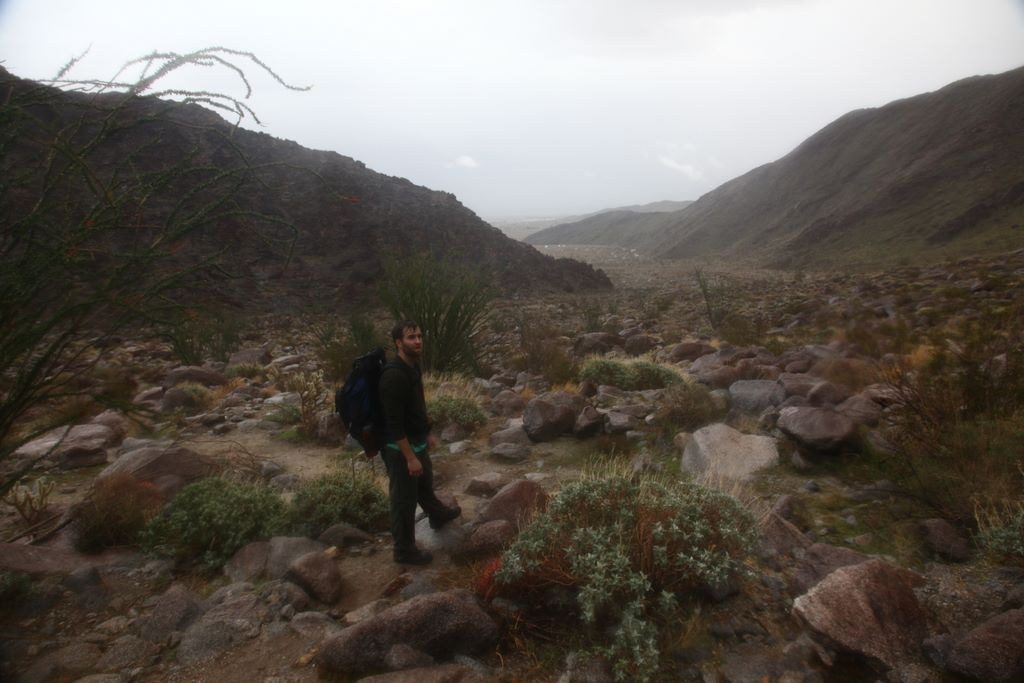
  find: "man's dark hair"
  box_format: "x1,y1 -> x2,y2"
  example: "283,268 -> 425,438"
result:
391,320 -> 420,342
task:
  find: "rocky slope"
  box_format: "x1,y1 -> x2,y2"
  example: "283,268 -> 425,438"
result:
0,67 -> 610,311
531,67 -> 1024,269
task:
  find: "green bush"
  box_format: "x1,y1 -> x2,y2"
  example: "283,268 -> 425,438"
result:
225,362 -> 263,379
142,478 -> 288,569
977,505 -> 1024,564
579,359 -> 682,391
73,474 -> 165,553
494,470 -> 755,681
290,469 -> 389,537
651,382 -> 725,435
380,254 -> 494,373
882,306 -> 1024,521
161,309 -> 243,364
428,395 -> 487,431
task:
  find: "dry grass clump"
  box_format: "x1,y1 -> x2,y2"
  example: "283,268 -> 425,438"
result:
72,474 -> 164,553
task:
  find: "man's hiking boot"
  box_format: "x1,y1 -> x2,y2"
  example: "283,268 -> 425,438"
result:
429,505 -> 462,530
394,547 -> 433,565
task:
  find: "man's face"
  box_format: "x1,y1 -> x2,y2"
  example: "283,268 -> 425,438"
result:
396,326 -> 423,360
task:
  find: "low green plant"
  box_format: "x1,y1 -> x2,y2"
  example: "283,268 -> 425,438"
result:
427,395 -> 487,431
266,403 -> 301,425
290,469 -> 389,537
73,473 -> 164,553
380,254 -> 494,373
142,478 -> 288,569
976,501 -> 1024,564
225,362 -> 263,379
693,267 -> 734,332
579,359 -> 682,391
173,381 -> 215,412
494,466 -> 755,682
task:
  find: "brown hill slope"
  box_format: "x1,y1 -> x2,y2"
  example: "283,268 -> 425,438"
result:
0,67 -> 610,311
653,66 -> 1024,267
522,201 -> 693,246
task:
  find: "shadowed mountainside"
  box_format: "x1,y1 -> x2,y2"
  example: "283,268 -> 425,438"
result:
531,67 -> 1024,269
0,66 -> 611,311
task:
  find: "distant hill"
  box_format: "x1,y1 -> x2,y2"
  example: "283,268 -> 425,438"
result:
534,67 -> 1024,268
0,67 -> 611,312
492,200 -> 692,241
523,207 -> 692,247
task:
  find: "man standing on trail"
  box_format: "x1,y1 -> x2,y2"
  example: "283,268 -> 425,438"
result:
378,320 -> 461,565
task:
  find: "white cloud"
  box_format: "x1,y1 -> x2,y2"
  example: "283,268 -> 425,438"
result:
450,155 -> 480,169
657,155 -> 704,180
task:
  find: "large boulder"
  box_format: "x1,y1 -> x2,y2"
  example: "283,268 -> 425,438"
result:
945,608 -> 1024,682
96,445 -> 216,498
661,341 -> 716,363
793,543 -> 869,593
265,537 -> 326,580
793,559 -> 928,670
777,407 -> 859,453
728,380 -> 785,416
136,583 -> 205,643
491,389 -> 526,417
522,391 -> 582,442
176,591 -> 263,663
835,394 -> 883,427
475,480 -> 548,527
488,424 -> 530,447
286,549 -> 344,604
316,589 -> 498,674
681,423 -> 779,482
14,423 -> 119,469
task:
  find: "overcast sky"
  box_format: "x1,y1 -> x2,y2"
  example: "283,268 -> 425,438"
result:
2,0 -> 1023,220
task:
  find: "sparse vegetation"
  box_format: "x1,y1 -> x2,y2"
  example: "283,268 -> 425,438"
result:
267,367 -> 329,439
976,501 -> 1024,564
142,477 -> 289,570
579,359 -> 682,391
494,465 -> 756,682
0,48 -> 304,495
161,308 -> 243,365
72,474 -> 164,553
427,395 -> 487,432
225,362 -> 264,379
512,315 -> 576,384
380,254 -> 494,373
2,476 -> 55,525
650,381 -> 725,436
290,469 -> 389,537
881,306 -> 1024,522
311,313 -> 386,384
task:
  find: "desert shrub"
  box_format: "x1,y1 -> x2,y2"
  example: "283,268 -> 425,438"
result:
142,478 -> 288,569
290,469 -> 389,537
73,474 -> 164,553
173,381 -> 215,411
513,316 -> 576,384
2,476 -> 55,525
161,308 -> 244,365
268,367 -> 328,438
693,267 -> 735,332
881,307 -> 1024,520
494,467 -> 755,682
579,359 -> 682,391
266,403 -> 302,425
380,254 -> 494,373
312,313 -> 386,383
651,382 -> 725,435
428,395 -> 487,432
225,362 -> 263,379
976,503 -> 1024,564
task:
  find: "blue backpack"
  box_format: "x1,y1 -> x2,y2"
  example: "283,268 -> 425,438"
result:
334,347 -> 394,457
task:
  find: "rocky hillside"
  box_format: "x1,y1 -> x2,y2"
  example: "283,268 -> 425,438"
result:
531,67 -> 1024,269
0,67 -> 610,311
523,205 -> 692,247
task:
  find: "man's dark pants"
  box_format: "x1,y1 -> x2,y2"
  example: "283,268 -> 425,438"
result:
381,446 -> 447,555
